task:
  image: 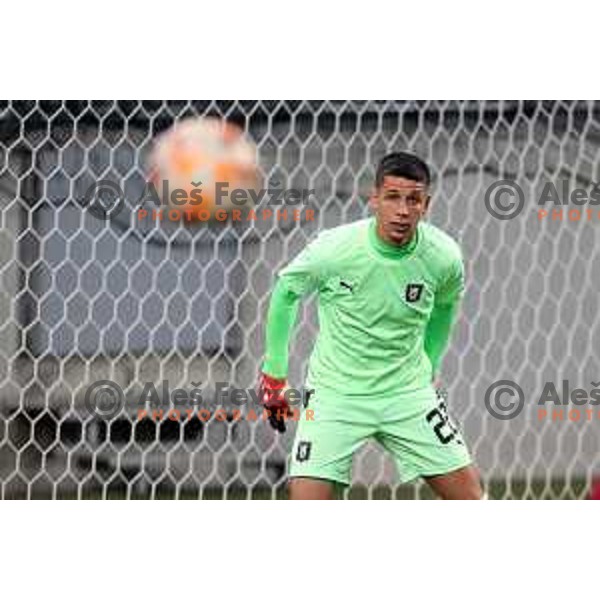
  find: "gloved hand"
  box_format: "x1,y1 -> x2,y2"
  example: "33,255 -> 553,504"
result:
258,372 -> 290,433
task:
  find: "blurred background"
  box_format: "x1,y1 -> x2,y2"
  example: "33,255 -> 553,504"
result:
0,100 -> 599,499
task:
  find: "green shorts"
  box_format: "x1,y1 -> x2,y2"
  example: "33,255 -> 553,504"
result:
289,386 -> 473,486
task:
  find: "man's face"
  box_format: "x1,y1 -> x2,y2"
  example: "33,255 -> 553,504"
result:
369,176 -> 430,246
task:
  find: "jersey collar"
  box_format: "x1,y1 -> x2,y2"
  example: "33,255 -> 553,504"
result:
368,218 -> 420,260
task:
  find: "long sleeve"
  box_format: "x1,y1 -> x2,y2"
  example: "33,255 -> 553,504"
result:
261,239 -> 321,378
424,299 -> 460,376
261,280 -> 303,378
424,254 -> 465,377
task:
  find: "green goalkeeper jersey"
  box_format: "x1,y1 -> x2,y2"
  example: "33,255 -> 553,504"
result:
262,217 -> 465,398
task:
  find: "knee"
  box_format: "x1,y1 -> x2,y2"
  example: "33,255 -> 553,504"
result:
463,471 -> 485,499
427,465 -> 485,500
288,477 -> 336,500
462,483 -> 485,500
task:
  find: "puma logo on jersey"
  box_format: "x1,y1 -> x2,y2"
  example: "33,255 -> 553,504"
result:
340,280 -> 354,293
405,283 -> 424,303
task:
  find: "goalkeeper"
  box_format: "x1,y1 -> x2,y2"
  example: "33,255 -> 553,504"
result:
260,152 -> 483,500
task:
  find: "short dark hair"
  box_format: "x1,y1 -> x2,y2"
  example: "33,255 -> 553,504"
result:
375,152 -> 431,188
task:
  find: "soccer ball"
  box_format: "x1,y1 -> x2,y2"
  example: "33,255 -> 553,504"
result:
147,116 -> 259,221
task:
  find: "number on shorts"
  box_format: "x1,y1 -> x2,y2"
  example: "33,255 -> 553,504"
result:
426,401 -> 460,445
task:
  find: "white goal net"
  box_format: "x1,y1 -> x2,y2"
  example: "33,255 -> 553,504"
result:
1,100 -> 599,499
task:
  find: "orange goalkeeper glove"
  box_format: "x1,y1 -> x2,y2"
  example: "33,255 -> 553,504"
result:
258,372 -> 290,433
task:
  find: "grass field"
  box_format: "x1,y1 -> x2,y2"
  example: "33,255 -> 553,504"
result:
2,477 -> 590,500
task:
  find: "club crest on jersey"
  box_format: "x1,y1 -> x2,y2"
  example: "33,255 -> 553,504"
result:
405,283 -> 424,303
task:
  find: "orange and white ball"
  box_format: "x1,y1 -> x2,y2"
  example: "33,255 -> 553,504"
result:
147,116 -> 259,220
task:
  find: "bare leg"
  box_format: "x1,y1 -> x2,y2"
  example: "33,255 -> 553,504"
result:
424,465 -> 483,500
288,477 -> 336,500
